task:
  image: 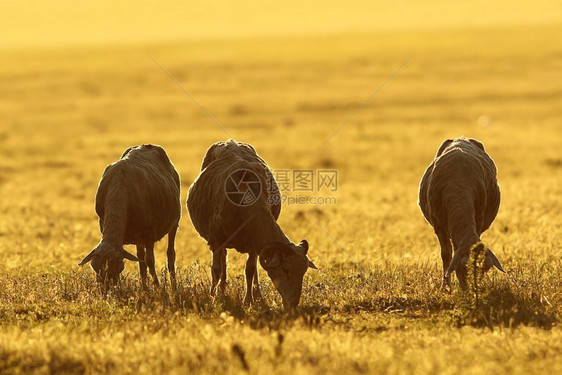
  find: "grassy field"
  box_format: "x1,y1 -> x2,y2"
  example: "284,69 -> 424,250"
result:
1,23 -> 562,374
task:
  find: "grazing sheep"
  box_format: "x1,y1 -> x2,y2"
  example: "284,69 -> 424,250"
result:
79,144 -> 181,288
187,139 -> 317,308
418,137 -> 505,290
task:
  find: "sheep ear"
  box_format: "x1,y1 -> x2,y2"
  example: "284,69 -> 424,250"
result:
260,246 -> 281,271
299,240 -> 309,254
122,249 -> 139,262
78,249 -> 97,266
446,251 -> 463,277
487,250 -> 505,273
468,138 -> 485,152
308,259 -> 318,270
436,139 -> 454,157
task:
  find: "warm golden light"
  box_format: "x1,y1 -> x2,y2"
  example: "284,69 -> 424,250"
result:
1,1 -> 561,374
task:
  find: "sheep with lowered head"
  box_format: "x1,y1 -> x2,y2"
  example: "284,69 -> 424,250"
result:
79,144 -> 181,287
187,139 -> 317,308
418,137 -> 505,290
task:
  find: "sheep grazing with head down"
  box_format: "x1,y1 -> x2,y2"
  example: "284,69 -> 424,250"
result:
187,139 -> 318,308
418,137 -> 505,290
79,144 -> 181,288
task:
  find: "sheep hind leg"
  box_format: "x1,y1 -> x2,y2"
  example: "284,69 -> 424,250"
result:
436,228 -> 452,291
218,249 -> 228,295
253,260 -> 263,302
136,245 -> 148,289
244,253 -> 258,306
210,248 -> 226,296
145,243 -> 160,287
166,222 -> 178,291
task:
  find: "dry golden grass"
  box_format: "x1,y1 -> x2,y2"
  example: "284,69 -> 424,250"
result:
1,24 -> 562,374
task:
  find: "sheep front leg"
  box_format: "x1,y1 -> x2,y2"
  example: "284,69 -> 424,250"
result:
436,228 -> 452,290
210,248 -> 226,296
166,222 -> 178,290
244,253 -> 258,305
136,245 -> 148,288
219,248 -> 227,294
145,243 -> 160,287
253,266 -> 262,301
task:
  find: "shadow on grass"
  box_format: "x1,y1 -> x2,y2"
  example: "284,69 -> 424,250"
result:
446,255 -> 558,329
450,281 -> 556,329
0,349 -> 88,375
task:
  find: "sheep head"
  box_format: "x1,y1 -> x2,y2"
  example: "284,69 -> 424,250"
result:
79,243 -> 139,285
259,240 -> 318,308
446,242 -> 505,290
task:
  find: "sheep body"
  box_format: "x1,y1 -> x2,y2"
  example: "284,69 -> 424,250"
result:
187,139 -> 316,307
79,144 -> 181,287
419,137 -> 504,289
189,140 -> 281,247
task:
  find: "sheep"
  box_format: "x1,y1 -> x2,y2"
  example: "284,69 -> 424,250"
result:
79,144 -> 181,288
418,137 -> 505,290
187,139 -> 317,308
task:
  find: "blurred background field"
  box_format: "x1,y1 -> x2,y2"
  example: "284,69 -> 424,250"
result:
1,1 -> 562,374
